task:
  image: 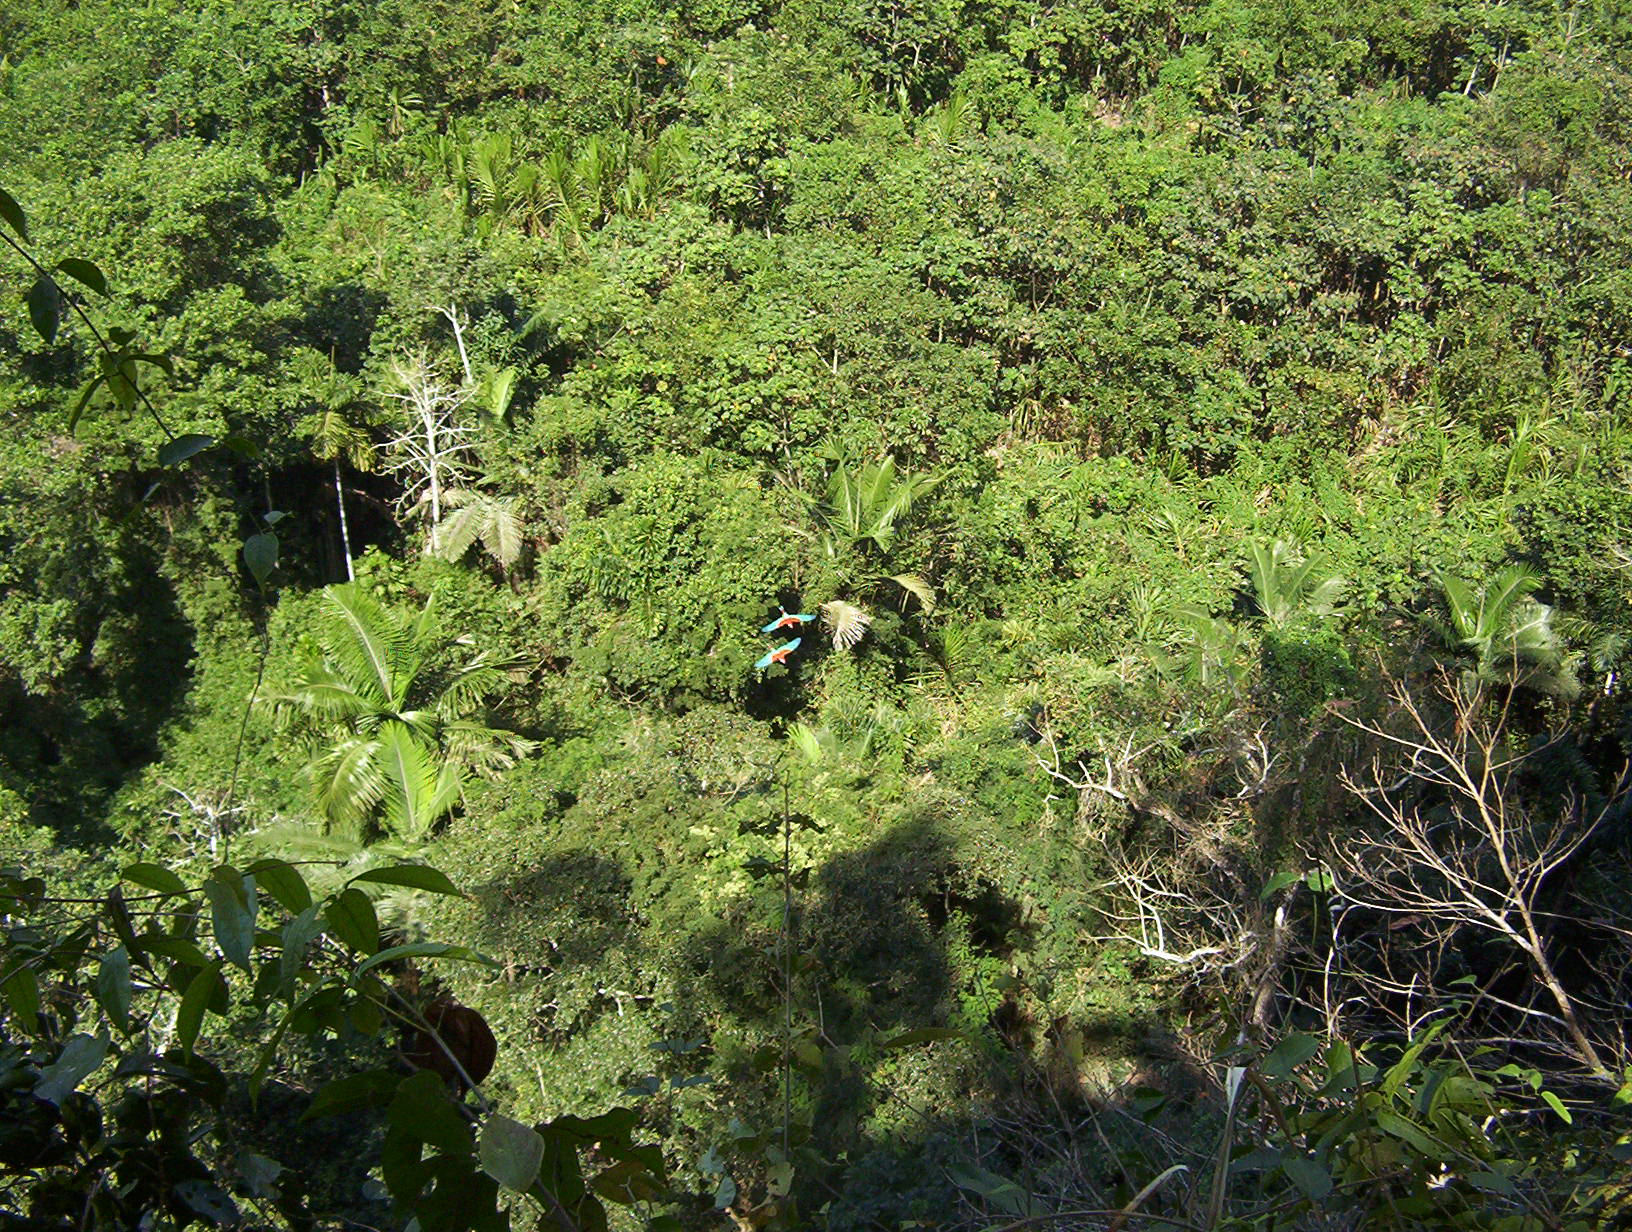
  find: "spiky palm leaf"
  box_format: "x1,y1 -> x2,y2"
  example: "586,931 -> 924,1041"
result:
822,600 -> 872,652
1431,564 -> 1577,696
436,488 -> 524,570
265,584 -> 532,838
1247,540 -> 1346,627
375,725 -> 464,843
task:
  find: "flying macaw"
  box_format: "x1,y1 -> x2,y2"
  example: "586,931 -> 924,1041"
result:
755,637 -> 802,670
762,608 -> 815,633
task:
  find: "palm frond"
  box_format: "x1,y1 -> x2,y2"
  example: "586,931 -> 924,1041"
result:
376,725 -> 464,843
319,585 -> 410,709
822,600 -> 872,652
308,737 -> 387,832
885,573 -> 937,613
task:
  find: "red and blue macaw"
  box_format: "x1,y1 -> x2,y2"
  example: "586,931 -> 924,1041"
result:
762,608 -> 814,633
755,637 -> 801,670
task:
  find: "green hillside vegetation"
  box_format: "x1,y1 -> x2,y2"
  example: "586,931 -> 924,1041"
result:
2,0 -> 1632,1227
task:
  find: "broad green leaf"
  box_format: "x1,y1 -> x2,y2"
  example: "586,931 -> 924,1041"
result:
245,858 -> 312,914
55,258 -> 106,295
592,1157 -> 666,1204
144,935 -> 211,968
301,1068 -> 400,1121
174,1179 -> 239,1226
1374,1110 -> 1440,1158
481,1114 -> 545,1191
712,1173 -> 737,1210
158,434 -> 215,468
26,275 -> 60,344
1280,1154 -> 1332,1200
2,967 -> 40,1032
204,875 -> 255,971
34,1032 -> 110,1104
1262,1032 -> 1321,1081
96,947 -> 132,1033
279,906 -> 323,990
123,862 -> 188,896
1541,1090 -> 1572,1124
219,434 -> 261,458
1468,1170 -> 1518,1196
349,864 -> 464,898
243,532 -> 279,587
388,1069 -> 473,1154
0,185 -> 27,239
236,1152 -> 285,1199
324,888 -> 379,954
1260,870 -> 1302,899
178,961 -> 224,1055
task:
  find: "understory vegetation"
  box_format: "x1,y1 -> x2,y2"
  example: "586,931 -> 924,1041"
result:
3,0 -> 1632,1227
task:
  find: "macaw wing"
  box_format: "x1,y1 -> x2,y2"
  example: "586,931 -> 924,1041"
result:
791,612 -> 815,623
762,616 -> 786,632
754,650 -> 776,669
781,637 -> 802,653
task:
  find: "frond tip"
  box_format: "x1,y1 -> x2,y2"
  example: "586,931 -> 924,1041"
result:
821,600 -> 872,652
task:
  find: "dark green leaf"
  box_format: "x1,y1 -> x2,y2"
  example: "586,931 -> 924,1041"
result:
178,961 -> 224,1056
123,862 -> 188,896
712,1173 -> 737,1210
237,1152 -> 285,1200
96,947 -> 132,1033
143,935 -> 211,968
1280,1154 -> 1332,1200
243,532 -> 279,587
1467,1170 -> 1517,1196
279,906 -> 322,990
2,967 -> 41,1032
349,864 -> 464,898
34,1032 -> 110,1105
388,1069 -> 472,1154
481,1114 -> 545,1191
219,434 -> 261,458
158,434 -> 215,468
324,888 -> 379,954
55,258 -> 106,295
303,1068 -> 402,1120
204,876 -> 255,971
246,858 -> 312,914
0,185 -> 27,239
1262,1032 -> 1321,1081
174,1179 -> 239,1226
26,275 -> 60,344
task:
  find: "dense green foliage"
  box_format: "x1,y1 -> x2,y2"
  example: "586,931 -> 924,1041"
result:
5,0 -> 1632,1226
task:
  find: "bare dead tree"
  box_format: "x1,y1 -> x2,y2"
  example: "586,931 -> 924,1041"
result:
1325,670 -> 1629,1079
382,351 -> 476,555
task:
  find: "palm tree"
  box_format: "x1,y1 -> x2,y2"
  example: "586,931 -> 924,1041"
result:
293,350 -> 375,582
436,487 -> 524,574
265,584 -> 533,842
1430,564 -> 1578,697
1246,539 -> 1346,628
794,456 -> 941,615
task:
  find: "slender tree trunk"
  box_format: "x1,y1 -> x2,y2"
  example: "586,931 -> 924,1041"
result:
426,412 -> 442,554
334,458 -> 355,582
